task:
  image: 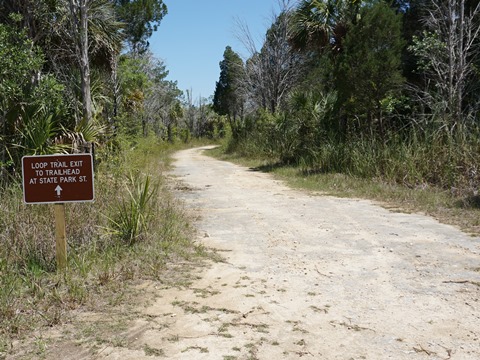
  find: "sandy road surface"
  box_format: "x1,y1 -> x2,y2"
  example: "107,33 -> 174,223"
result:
20,146 -> 480,360
159,146 -> 480,360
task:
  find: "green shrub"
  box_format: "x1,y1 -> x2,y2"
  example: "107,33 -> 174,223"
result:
105,174 -> 158,245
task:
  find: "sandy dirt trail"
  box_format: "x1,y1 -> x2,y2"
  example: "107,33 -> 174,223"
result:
25,146 -> 480,360
160,146 -> 480,360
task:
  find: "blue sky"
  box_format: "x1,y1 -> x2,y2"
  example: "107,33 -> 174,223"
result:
149,0 -> 283,100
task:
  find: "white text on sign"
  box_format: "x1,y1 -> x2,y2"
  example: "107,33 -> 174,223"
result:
29,161 -> 88,185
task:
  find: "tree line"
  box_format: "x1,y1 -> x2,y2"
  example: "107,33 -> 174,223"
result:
0,0 -> 223,186
213,0 -> 480,192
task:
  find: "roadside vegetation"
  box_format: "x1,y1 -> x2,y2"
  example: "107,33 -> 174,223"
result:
0,1 -> 221,355
211,0 -> 480,234
0,136 -> 218,356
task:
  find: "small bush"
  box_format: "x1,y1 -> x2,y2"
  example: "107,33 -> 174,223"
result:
105,174 -> 158,245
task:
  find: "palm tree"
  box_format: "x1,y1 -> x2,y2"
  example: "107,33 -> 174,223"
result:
289,0 -> 361,54
88,0 -> 124,72
59,0 -> 123,126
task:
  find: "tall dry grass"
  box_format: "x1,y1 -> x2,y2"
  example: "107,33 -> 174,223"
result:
0,135 -> 207,352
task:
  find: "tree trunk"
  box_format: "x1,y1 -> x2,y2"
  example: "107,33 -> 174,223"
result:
167,123 -> 172,142
69,0 -> 92,154
69,0 -> 92,125
457,0 -> 465,131
0,108 -> 6,184
79,0 -> 92,124
112,56 -> 119,121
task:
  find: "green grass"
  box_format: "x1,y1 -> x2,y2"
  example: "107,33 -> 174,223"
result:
144,344 -> 165,356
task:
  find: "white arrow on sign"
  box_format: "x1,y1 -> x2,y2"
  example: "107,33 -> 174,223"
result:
55,185 -> 63,196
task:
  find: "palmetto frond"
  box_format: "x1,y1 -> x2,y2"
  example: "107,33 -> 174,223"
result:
89,0 -> 124,71
16,104 -> 70,155
290,0 -> 360,53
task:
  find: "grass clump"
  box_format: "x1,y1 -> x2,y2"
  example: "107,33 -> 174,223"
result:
105,174 -> 158,245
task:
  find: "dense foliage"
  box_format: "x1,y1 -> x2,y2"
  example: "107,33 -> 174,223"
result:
0,2 -> 220,345
0,0 -> 223,186
213,0 -> 480,193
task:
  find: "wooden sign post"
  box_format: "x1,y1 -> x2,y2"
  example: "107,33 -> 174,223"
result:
55,204 -> 67,270
22,154 -> 95,271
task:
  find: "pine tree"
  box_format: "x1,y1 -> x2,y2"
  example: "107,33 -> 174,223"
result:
213,46 -> 245,138
337,0 -> 405,140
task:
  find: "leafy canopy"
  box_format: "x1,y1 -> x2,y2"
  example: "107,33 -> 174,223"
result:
0,18 -> 43,103
113,0 -> 168,53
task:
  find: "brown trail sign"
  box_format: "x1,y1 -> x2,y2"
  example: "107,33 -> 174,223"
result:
22,153 -> 94,204
22,153 -> 95,271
